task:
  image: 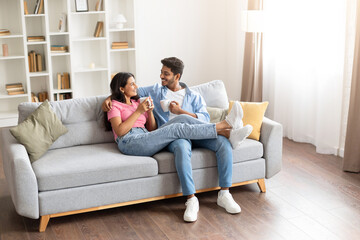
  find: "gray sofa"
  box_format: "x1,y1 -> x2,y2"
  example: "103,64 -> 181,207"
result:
1,80 -> 282,232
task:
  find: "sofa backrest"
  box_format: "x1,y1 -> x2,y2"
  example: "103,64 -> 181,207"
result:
17,80 -> 229,149
18,95 -> 113,150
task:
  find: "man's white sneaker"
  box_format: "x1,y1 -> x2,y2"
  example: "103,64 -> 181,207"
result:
184,196 -> 199,222
217,191 -> 241,214
225,101 -> 244,130
229,125 -> 253,149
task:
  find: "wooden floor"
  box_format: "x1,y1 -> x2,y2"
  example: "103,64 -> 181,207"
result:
1,138 -> 360,240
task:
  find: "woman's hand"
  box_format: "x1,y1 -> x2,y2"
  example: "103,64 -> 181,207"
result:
137,97 -> 153,114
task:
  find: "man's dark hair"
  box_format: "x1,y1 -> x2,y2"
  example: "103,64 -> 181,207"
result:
161,57 -> 184,80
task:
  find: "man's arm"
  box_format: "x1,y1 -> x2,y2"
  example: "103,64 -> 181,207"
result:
169,101 -> 197,118
192,94 -> 210,122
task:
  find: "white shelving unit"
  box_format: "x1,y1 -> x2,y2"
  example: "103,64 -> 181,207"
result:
0,0 -> 137,127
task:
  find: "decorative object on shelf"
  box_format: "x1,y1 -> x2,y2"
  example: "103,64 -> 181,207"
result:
34,0 -> 44,14
58,13 -> 67,32
95,0 -> 102,11
94,21 -> 103,37
2,44 -> 9,56
57,72 -> 70,89
51,45 -> 68,53
111,41 -> 128,49
27,36 -> 45,42
0,29 -> 10,36
6,83 -> 25,95
37,91 -> 48,102
24,1 -> 29,15
89,62 -> 95,69
112,14 -> 127,29
75,0 -> 89,12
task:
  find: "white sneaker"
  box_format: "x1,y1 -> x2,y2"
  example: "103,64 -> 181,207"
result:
184,196 -> 199,222
229,125 -> 253,149
225,101 -> 244,130
217,191 -> 241,214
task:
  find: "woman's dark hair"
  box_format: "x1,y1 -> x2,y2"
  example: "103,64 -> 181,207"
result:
104,72 -> 139,131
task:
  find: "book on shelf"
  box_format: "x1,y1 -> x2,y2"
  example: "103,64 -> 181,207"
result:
51,45 -> 68,53
111,42 -> 129,49
34,0 -> 43,14
6,83 -> 25,95
28,51 -> 45,72
24,1 -> 29,15
27,36 -> 45,42
59,93 -> 72,101
31,93 -> 39,102
94,21 -> 103,37
57,72 -> 70,90
0,29 -> 10,36
95,0 -> 103,11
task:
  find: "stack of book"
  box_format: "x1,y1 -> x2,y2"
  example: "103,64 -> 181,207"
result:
34,0 -> 44,14
0,29 -> 10,36
27,36 -> 45,42
111,42 -> 128,49
94,21 -> 103,37
51,45 -> 68,53
6,83 -> 25,95
28,51 -> 43,72
57,72 -> 70,89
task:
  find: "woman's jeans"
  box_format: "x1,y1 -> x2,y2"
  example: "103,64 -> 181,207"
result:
164,115 -> 233,195
116,116 -> 217,156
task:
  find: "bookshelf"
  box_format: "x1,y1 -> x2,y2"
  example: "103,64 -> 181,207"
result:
0,0 -> 137,127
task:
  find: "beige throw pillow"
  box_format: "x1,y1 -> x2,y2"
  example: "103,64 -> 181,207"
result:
10,100 -> 68,162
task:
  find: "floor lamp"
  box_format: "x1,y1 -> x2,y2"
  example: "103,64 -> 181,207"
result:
241,10 -> 264,96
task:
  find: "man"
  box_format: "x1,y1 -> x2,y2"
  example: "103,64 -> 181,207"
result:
102,57 -> 252,222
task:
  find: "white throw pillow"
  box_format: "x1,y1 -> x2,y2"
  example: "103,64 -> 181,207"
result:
190,80 -> 229,109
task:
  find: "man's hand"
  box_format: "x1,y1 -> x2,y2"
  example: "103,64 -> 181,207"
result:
102,97 -> 112,112
169,101 -> 183,115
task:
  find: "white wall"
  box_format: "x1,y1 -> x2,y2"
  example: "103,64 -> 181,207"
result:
134,0 -> 246,100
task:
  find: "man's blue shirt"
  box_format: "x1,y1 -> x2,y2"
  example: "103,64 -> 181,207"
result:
137,82 -> 210,127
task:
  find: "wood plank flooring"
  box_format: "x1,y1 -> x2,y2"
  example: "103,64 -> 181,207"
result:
1,138 -> 360,240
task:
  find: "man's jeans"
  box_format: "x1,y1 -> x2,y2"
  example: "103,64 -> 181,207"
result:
163,115 -> 233,196
116,118 -> 217,156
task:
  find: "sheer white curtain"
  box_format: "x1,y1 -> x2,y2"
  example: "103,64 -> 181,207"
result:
262,0 -> 347,155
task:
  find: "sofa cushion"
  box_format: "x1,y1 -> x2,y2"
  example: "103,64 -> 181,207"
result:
10,100 -> 68,162
153,139 -> 263,174
18,96 -> 114,150
190,80 -> 229,109
32,143 -> 158,191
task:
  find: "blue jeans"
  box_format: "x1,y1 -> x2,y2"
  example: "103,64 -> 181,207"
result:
116,120 -> 217,156
164,115 -> 233,196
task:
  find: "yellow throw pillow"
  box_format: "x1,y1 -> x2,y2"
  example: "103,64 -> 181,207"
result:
229,101 -> 269,141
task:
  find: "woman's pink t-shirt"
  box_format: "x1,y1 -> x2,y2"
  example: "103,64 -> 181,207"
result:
107,99 -> 148,140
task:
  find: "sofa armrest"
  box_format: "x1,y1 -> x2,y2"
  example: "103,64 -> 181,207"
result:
1,128 -> 39,219
259,117 -> 283,178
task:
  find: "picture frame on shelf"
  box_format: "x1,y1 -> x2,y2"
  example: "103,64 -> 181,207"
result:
75,0 -> 89,12
58,13 -> 67,32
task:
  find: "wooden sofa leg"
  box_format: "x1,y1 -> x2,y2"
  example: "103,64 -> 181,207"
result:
39,215 -> 50,232
257,178 -> 266,193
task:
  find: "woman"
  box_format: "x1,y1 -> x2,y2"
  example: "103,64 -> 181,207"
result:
104,72 -> 251,156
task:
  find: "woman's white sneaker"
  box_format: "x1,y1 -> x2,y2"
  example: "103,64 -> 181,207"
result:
217,191 -> 241,214
184,196 -> 199,222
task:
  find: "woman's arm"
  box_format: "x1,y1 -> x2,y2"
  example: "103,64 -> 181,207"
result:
145,97 -> 157,131
110,101 -> 148,137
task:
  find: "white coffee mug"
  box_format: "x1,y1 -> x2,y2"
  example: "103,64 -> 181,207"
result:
160,99 -> 171,112
140,97 -> 152,108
